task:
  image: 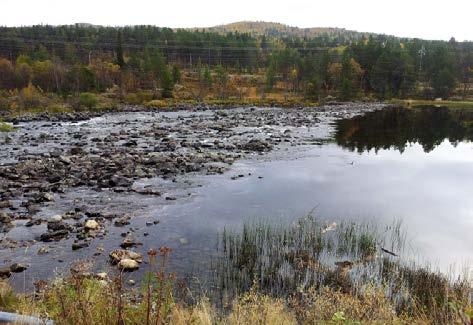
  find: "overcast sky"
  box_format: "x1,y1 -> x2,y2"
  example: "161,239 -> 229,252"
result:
1,0 -> 471,41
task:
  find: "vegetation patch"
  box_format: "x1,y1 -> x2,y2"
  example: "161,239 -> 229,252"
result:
1,217 -> 471,324
0,121 -> 14,132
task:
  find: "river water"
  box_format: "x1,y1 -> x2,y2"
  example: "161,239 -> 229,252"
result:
2,105 -> 473,289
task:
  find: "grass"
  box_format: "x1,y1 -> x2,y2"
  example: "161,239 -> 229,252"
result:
0,217 -> 471,324
390,98 -> 473,110
0,121 -> 14,132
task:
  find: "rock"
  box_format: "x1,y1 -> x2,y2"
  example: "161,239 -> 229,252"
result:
43,193 -> 55,202
96,272 -> 108,280
69,147 -> 84,155
0,267 -> 11,279
59,155 -> 72,165
25,219 -> 42,227
127,279 -> 136,285
109,249 -> 143,264
0,200 -> 11,208
72,242 -> 89,250
0,212 -> 12,224
40,229 -> 69,242
120,237 -> 138,248
114,216 -> 130,227
0,212 -> 12,232
47,221 -> 70,232
241,139 -> 273,152
179,238 -> 189,245
50,215 -> 63,222
109,175 -> 132,187
84,219 -> 100,231
37,246 -> 49,255
118,258 -> 139,271
10,263 -> 28,273
33,192 -> 54,203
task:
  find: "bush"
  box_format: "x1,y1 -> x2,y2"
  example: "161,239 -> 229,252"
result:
18,83 -> 45,109
78,92 -> 99,109
0,122 -> 14,132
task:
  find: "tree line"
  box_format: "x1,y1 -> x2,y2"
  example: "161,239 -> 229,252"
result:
0,24 -> 471,101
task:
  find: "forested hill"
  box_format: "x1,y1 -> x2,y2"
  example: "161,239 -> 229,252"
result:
0,23 -> 471,108
197,21 -> 372,41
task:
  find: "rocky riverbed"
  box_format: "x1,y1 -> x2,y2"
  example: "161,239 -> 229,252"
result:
0,103 -> 386,288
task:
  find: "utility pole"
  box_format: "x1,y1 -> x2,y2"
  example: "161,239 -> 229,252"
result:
418,45 -> 426,72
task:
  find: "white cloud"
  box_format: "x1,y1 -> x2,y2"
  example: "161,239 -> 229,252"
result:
1,0 -> 472,41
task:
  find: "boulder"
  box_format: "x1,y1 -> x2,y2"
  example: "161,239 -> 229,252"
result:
10,263 -> 28,273
84,219 -> 100,231
118,259 -> 139,271
109,249 -> 143,264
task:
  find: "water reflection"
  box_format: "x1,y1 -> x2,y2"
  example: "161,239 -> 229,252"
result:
335,106 -> 473,153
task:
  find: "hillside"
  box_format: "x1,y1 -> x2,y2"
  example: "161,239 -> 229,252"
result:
197,21 -> 373,40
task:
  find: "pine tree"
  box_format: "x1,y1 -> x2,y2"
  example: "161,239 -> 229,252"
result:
116,30 -> 125,68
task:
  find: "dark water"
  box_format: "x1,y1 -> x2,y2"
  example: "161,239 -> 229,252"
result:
4,106 -> 473,288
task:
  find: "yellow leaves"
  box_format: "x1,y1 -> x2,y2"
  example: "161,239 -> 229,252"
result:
328,63 -> 342,79
350,58 -> 364,76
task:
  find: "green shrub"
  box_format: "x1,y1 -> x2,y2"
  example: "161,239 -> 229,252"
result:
78,92 -> 98,109
0,122 -> 14,132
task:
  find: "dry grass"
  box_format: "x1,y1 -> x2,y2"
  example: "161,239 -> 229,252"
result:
0,219 -> 472,324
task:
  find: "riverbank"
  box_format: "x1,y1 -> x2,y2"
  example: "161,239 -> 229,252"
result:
390,98 -> 473,110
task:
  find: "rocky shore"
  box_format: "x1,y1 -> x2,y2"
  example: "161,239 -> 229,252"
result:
0,103 -> 386,282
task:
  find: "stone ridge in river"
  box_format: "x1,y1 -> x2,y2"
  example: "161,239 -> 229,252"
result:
0,104 -> 386,257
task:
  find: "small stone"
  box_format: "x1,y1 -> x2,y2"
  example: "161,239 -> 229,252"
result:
37,246 -> 49,255
114,216 -> 130,227
118,259 -> 139,271
50,215 -> 62,222
96,272 -> 108,280
10,263 -> 28,273
72,242 -> 89,250
43,193 -> 55,202
179,238 -> 189,245
109,249 -> 143,264
25,219 -> 42,227
127,279 -> 136,285
84,219 -> 100,230
120,237 -> 138,248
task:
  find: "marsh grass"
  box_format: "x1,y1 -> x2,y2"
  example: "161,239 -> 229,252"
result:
213,216 -> 471,322
0,218 -> 471,324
